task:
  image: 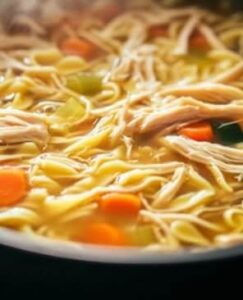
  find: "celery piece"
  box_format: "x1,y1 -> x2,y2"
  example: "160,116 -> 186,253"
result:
66,73 -> 102,95
55,98 -> 84,122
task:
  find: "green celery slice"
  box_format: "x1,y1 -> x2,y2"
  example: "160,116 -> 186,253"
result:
55,98 -> 85,122
66,73 -> 102,95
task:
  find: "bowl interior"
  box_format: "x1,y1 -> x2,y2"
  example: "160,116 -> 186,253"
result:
0,228 -> 243,264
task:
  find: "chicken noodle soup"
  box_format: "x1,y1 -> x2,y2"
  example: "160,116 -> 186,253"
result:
1,0 -> 243,250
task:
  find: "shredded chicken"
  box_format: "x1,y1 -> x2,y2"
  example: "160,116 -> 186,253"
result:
0,109 -> 49,147
127,97 -> 243,134
163,135 -> 243,174
157,82 -> 243,103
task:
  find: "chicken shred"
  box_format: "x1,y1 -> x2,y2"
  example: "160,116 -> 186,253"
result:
0,109 -> 49,147
163,135 -> 243,174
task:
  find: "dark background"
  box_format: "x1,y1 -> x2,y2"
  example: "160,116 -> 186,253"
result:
0,244 -> 242,299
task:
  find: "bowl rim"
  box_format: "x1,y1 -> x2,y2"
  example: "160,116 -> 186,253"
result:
0,228 -> 243,264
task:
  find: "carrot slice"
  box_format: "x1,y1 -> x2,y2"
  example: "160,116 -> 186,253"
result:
60,37 -> 100,60
149,25 -> 168,38
81,222 -> 127,246
0,169 -> 28,206
178,121 -> 214,142
100,193 -> 141,217
190,31 -> 210,51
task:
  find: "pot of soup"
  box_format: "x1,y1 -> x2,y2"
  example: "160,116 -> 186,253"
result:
0,0 -> 243,296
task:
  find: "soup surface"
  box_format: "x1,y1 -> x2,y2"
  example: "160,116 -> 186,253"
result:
1,0 -> 243,251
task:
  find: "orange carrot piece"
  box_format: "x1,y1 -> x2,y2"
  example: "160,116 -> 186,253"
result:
178,121 -> 214,142
81,223 -> 127,246
60,37 -> 100,60
190,31 -> 210,50
0,169 -> 28,206
100,193 -> 141,217
149,25 -> 168,38
96,3 -> 123,23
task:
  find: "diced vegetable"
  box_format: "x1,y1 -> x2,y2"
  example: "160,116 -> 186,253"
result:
100,193 -> 141,217
189,31 -> 210,51
96,3 -> 123,23
212,120 -> 243,145
128,225 -> 156,246
0,169 -> 28,207
178,121 -> 214,142
148,25 -> 168,38
66,73 -> 102,95
80,222 -> 127,246
55,98 -> 85,122
60,37 -> 100,60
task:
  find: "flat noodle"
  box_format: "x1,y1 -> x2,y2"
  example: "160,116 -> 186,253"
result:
0,0 -> 243,251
